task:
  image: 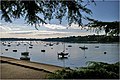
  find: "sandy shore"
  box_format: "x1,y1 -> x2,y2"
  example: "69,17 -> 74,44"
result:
0,56 -> 63,79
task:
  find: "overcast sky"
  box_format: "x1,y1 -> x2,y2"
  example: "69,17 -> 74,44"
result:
0,1 -> 119,38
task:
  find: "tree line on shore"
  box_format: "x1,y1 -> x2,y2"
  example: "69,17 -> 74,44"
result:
0,35 -> 119,43
42,35 -> 119,43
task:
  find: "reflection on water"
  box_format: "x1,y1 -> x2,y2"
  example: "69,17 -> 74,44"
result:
58,57 -> 68,67
0,41 -> 119,68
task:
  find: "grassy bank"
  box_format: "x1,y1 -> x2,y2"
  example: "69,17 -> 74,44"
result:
47,61 -> 119,79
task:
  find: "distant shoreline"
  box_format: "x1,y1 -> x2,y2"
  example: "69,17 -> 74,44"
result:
0,35 -> 119,43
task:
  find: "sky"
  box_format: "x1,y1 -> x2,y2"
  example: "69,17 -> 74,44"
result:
0,0 -> 119,39
88,0 -> 119,22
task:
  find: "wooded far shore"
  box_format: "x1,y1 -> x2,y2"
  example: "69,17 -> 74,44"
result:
0,35 -> 119,43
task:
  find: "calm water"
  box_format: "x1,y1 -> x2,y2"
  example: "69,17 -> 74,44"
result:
0,41 -> 119,68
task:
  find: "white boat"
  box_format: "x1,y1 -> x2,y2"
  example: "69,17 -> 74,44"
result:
57,42 -> 69,58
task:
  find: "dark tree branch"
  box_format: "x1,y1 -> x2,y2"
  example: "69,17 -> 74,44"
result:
1,0 -> 93,27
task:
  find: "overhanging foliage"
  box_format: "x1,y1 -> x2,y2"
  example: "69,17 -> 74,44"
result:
1,0 -> 94,28
85,18 -> 119,36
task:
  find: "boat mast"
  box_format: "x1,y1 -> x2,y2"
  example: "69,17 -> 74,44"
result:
63,42 -> 65,52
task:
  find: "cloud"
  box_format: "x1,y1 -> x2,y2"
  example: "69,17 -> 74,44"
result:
8,31 -> 33,34
0,25 -> 12,32
40,23 -> 67,30
0,22 -> 104,39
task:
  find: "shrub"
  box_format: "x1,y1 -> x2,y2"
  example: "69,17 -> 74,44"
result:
47,61 -> 119,79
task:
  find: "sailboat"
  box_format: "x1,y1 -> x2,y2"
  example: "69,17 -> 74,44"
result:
79,45 -> 88,50
20,43 -> 30,60
20,52 -> 30,60
57,42 -> 69,58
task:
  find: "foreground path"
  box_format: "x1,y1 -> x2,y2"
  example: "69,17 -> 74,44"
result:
1,63 -> 49,79
0,56 -> 63,73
